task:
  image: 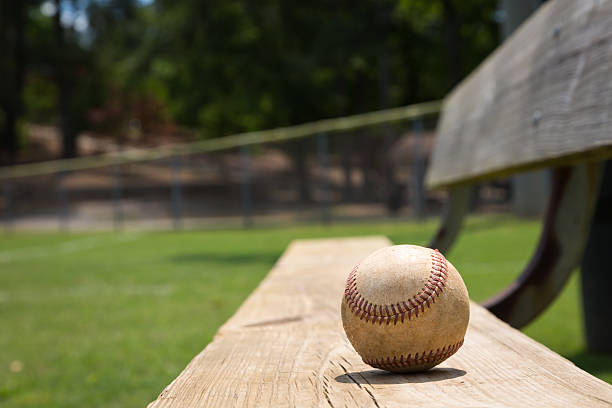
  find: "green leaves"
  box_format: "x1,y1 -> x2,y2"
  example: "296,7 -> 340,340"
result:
17,0 -> 499,145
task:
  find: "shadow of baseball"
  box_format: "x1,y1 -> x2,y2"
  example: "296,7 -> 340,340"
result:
335,367 -> 466,384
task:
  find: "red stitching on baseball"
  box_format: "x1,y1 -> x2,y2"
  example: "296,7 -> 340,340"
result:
363,339 -> 464,370
344,249 -> 449,325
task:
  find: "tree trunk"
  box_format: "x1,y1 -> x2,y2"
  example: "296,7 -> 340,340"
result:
53,0 -> 77,159
0,0 -> 26,165
375,3 -> 399,212
441,0 -> 463,88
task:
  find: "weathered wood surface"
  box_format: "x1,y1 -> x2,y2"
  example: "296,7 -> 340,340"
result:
427,0 -> 612,189
148,237 -> 612,408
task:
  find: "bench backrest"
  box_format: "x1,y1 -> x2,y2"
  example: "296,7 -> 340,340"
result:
426,0 -> 612,190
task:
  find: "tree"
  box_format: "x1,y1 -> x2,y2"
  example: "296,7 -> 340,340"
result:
52,0 -> 78,158
3,0 -> 500,165
0,0 -> 28,165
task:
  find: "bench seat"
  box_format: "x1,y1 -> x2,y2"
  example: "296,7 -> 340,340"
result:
148,237 -> 612,407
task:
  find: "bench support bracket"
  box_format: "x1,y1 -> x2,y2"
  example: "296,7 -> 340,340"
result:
431,163 -> 603,328
428,185 -> 472,253
483,163 -> 603,328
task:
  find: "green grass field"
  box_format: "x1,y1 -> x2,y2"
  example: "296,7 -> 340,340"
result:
1,215 -> 610,407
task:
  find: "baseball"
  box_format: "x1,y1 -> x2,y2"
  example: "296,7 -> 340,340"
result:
341,245 -> 469,372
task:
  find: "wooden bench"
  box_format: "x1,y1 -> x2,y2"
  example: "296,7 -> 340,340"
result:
148,237 -> 612,407
426,0 -> 612,338
149,1 -> 612,406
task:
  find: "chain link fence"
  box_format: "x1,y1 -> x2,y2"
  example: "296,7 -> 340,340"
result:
0,101 -> 512,231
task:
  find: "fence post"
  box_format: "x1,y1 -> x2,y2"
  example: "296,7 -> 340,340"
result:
171,156 -> 183,230
112,164 -> 123,230
412,117 -> 426,219
56,171 -> 69,231
3,179 -> 14,232
317,132 -> 331,224
240,145 -> 252,228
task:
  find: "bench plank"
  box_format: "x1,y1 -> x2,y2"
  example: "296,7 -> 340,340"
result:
427,0 -> 612,189
148,237 -> 612,407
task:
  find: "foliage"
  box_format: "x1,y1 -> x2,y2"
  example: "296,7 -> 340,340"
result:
0,216 -> 610,407
1,0 -> 500,159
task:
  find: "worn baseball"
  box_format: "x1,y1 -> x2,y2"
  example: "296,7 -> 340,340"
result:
341,245 -> 469,372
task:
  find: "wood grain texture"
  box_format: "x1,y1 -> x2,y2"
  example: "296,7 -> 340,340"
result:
148,237 -> 612,408
427,0 -> 612,189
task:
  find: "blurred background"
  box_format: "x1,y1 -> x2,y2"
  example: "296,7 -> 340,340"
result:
0,0 -> 507,230
1,1 -> 609,407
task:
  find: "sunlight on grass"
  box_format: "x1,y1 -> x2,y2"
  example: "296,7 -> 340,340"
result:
0,215 -> 609,407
